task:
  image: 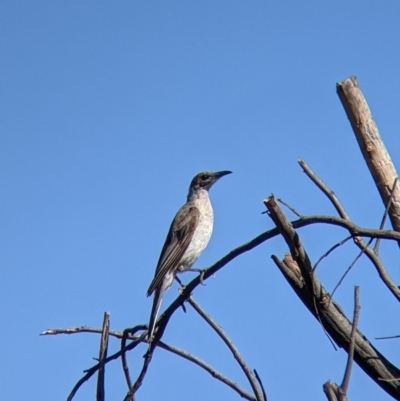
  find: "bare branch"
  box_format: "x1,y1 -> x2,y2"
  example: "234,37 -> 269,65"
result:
253,369 -> 268,401
336,76 -> 400,235
375,177 -> 399,253
298,159 -> 349,218
323,381 -> 340,401
265,196 -> 400,399
66,331 -> 147,401
296,159 -> 400,301
121,329 -> 134,401
313,235 -> 353,272
123,342 -> 154,400
330,242 -> 371,300
282,254 -> 338,351
339,287 -> 360,400
43,323 -> 255,401
277,198 -> 303,217
96,312 -> 110,401
158,341 -> 256,401
188,297 -> 264,401
376,335 -> 400,340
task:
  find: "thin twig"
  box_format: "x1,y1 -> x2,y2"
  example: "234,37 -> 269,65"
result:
121,328 -> 136,401
277,198 -> 303,217
188,297 -> 264,401
376,335 -> 400,340
158,341 -> 256,401
253,369 -> 268,401
66,331 -> 147,401
41,326 -> 139,339
375,177 -> 399,253
298,159 -> 349,218
96,312 -> 110,401
339,286 -> 360,401
41,326 -> 124,336
42,324 -> 255,401
124,338 -> 157,399
330,240 -> 372,300
313,235 -> 353,272
297,159 -> 400,301
378,377 -> 400,382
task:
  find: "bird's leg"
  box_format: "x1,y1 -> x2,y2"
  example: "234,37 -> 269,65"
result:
185,268 -> 207,285
175,275 -> 184,286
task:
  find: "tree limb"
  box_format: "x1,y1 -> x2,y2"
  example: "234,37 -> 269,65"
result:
42,323 -> 256,401
339,287 -> 360,401
336,76 -> 400,235
265,196 -> 400,400
188,296 -> 265,401
96,312 -> 110,401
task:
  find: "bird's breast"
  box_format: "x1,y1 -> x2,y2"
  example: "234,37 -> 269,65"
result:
180,194 -> 213,270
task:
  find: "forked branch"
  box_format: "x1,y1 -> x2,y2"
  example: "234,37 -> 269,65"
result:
264,196 -> 400,400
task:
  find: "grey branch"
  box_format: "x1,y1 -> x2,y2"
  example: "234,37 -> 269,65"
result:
96,312 -> 110,401
264,196 -> 400,400
188,296 -> 265,401
158,341 -> 256,401
339,286 -> 360,400
42,323 -> 255,401
297,159 -> 400,301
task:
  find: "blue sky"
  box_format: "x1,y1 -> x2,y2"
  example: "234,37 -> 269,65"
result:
1,1 -> 400,400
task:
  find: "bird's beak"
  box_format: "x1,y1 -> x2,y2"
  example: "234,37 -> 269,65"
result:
214,170 -> 232,179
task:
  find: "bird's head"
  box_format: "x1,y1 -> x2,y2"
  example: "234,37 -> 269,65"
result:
189,170 -> 232,191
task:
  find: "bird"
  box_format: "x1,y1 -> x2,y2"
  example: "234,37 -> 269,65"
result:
146,170 -> 232,341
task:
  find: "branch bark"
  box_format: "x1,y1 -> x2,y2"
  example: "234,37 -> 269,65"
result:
96,312 -> 110,401
336,76 -> 400,235
264,196 -> 400,400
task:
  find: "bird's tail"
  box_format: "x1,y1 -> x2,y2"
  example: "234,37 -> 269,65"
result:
147,286 -> 164,342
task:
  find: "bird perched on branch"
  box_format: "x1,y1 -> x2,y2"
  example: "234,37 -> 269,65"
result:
146,170 -> 232,341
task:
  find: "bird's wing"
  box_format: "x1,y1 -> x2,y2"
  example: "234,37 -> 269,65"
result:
147,204 -> 200,296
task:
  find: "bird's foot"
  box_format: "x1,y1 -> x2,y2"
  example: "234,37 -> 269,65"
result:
186,268 -> 207,285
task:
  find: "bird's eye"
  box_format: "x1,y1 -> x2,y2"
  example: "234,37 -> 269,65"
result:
201,174 -> 210,180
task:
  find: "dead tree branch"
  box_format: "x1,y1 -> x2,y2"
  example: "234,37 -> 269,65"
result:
339,286 -> 360,401
264,196 -> 400,400
42,322 -> 256,401
96,312 -> 110,401
66,331 -> 147,401
158,341 -> 257,401
375,177 -> 399,253
323,381 -> 341,401
336,76 -> 400,235
188,296 -> 265,401
298,159 -> 400,301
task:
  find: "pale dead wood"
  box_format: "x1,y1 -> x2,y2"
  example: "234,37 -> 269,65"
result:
336,76 -> 400,234
323,381 -> 340,401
